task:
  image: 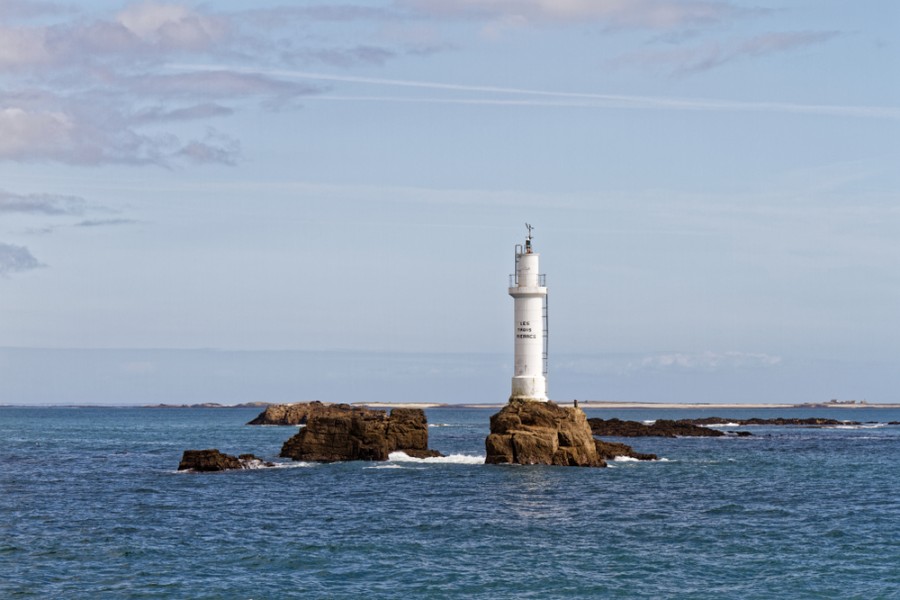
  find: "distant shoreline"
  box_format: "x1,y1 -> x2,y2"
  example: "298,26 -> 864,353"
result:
4,401 -> 898,409
366,402 -> 900,410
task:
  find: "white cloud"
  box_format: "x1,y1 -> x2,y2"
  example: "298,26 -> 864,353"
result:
557,351 -> 783,376
0,3 -> 337,166
116,2 -> 227,50
0,100 -> 243,165
639,351 -> 783,370
0,107 -> 73,158
0,26 -> 52,68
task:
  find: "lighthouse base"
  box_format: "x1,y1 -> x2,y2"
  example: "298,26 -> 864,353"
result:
485,400 -> 604,467
509,375 -> 548,403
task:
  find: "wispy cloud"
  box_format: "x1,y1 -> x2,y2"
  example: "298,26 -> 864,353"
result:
0,0 -> 68,22
0,3 -> 333,166
614,30 -> 841,74
558,351 -> 783,376
74,218 -> 138,228
0,189 -> 86,215
398,0 -> 759,30
0,242 -> 44,276
176,65 -> 900,120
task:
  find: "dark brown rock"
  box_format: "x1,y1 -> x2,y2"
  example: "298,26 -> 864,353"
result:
485,400 -> 605,467
386,408 -> 430,451
247,401 -> 353,425
594,440 -> 658,461
177,449 -> 274,471
588,418 -> 727,438
279,406 -> 441,462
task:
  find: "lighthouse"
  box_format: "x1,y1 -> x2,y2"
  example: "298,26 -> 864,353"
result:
509,224 -> 549,402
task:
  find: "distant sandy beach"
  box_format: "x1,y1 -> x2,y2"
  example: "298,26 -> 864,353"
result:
357,401 -> 900,410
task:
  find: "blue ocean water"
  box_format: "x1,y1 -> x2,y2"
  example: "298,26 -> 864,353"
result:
2,406 -> 899,599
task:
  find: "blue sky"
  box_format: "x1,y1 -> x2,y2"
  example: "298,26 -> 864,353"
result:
1,0 -> 898,404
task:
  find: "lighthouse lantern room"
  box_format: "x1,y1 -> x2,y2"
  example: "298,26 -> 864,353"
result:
508,224 -> 549,402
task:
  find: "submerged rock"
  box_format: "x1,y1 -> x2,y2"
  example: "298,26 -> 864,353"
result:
279,406 -> 442,462
178,449 -> 274,472
485,400 -> 605,467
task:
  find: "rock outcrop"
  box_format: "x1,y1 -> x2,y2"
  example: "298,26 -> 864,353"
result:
588,418 -> 732,438
178,449 -> 273,472
594,440 -> 658,461
280,406 -> 442,462
247,401 -> 346,425
485,400 -> 606,467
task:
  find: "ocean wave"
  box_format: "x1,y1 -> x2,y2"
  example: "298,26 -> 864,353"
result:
428,423 -> 454,428
703,422 -> 741,428
611,456 -> 670,463
269,461 -> 315,469
388,451 -> 485,464
830,424 -> 886,430
363,464 -> 419,470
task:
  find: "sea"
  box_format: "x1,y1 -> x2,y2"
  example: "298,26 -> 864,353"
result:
2,406 -> 899,599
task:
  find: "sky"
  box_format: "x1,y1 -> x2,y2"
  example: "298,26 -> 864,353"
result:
1,0 -> 898,405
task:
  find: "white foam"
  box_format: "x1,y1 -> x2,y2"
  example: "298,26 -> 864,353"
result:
269,461 -> 315,469
610,456 -> 670,463
388,451 -> 485,464
642,420 -> 656,425
832,424 -> 886,430
363,464 -> 416,470
428,423 -> 453,428
704,423 -> 741,428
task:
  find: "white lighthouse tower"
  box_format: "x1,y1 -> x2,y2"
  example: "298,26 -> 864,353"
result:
509,224 -> 549,402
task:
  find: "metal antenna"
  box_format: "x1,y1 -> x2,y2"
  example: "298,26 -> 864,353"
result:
525,222 -> 534,240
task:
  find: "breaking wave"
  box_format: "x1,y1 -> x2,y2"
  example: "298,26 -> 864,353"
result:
388,451 -> 485,464
269,461 -> 315,469
611,456 -> 670,463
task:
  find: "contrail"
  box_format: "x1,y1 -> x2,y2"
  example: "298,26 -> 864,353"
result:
170,64 -> 900,120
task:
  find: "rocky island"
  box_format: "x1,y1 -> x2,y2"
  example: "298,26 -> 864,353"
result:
280,405 -> 442,462
247,400 -> 339,425
178,449 -> 273,472
485,399 -> 657,467
588,418 -> 742,438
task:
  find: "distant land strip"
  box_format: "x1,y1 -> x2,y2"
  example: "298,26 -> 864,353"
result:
142,401 -> 899,410
4,401 -> 897,409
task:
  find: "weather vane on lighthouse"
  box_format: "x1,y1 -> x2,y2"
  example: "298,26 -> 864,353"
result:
508,223 -> 549,402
